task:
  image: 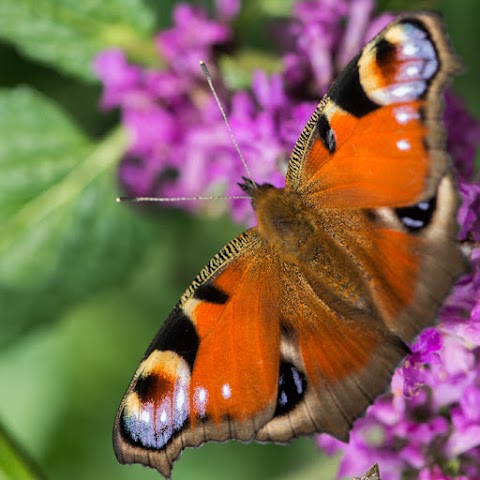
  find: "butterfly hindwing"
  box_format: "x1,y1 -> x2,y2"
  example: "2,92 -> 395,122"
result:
256,313 -> 409,443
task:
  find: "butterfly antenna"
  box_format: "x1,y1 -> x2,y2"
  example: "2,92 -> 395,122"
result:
116,195 -> 250,203
200,61 -> 257,189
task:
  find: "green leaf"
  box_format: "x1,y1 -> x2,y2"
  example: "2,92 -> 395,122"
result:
0,421 -> 43,480
0,88 -> 90,224
0,87 -> 152,347
0,0 -> 157,81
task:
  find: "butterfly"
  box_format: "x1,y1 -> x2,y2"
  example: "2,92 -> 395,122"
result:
113,11 -> 468,478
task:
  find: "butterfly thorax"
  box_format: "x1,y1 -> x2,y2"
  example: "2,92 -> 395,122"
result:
246,183 -> 317,259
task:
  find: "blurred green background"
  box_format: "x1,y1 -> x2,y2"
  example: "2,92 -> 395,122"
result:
0,1 -> 478,479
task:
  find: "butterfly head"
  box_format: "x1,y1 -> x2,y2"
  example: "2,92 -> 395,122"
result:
238,177 -> 274,195
238,176 -> 276,209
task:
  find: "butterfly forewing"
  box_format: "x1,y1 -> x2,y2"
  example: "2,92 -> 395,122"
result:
287,12 -> 461,208
114,230 -> 285,477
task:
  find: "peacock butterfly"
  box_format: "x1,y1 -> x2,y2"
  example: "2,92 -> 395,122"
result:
113,11 -> 468,478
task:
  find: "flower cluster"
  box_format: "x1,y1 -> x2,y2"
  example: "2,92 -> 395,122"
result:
94,0 -> 390,222
284,0 -> 392,93
95,1 -> 480,478
94,1 -> 241,215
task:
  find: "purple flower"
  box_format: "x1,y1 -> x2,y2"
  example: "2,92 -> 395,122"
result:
318,240 -> 480,480
446,385 -> 480,456
94,1 -> 324,220
419,465 -> 468,480
215,0 -> 240,20
401,328 -> 442,398
457,181 -> 480,241
156,4 -> 232,77
93,50 -> 143,109
445,92 -> 480,181
284,0 -> 393,94
95,3 -> 242,214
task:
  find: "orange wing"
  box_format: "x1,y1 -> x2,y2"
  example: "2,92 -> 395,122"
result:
114,229 -> 282,478
286,12 -> 461,208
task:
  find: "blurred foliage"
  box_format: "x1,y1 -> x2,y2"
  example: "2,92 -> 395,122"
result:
0,1 -> 478,479
0,0 -> 156,80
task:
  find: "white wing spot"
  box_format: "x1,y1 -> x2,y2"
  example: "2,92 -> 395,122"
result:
403,43 -> 417,56
176,388 -> 185,410
406,65 -> 420,76
222,383 -> 232,399
397,139 -> 411,151
140,409 -> 150,423
394,106 -> 419,124
193,386 -> 208,417
160,409 -> 167,423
